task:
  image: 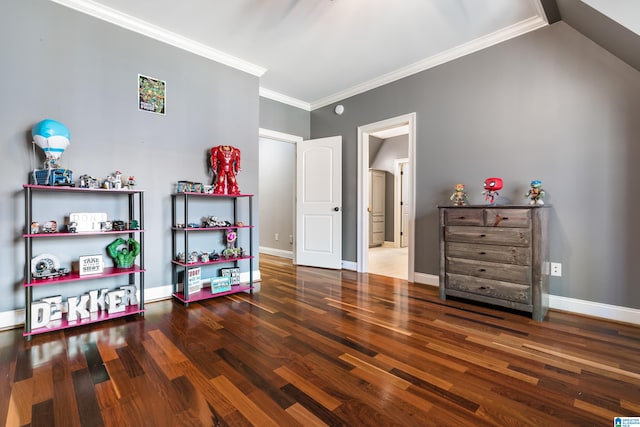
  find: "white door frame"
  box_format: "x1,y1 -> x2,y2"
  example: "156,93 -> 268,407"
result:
357,113 -> 416,282
258,128 -> 303,263
394,158 -> 409,248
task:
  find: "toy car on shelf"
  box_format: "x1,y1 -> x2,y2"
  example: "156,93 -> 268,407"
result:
32,266 -> 70,279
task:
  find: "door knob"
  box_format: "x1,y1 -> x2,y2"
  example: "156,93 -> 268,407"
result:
334,207 -> 340,212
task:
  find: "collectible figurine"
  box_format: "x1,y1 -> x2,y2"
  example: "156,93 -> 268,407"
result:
525,180 -> 545,205
42,220 -> 57,233
107,237 -> 140,268
223,229 -> 240,258
449,183 -> 468,206
30,119 -> 74,186
210,145 -> 241,195
482,177 -> 503,205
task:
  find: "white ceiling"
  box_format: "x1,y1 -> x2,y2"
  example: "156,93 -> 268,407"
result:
53,0 -> 549,110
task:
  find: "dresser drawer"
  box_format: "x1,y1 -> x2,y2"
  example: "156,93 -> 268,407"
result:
446,242 -> 531,265
484,209 -> 531,228
446,257 -> 531,285
444,208 -> 483,226
445,226 -> 531,247
446,273 -> 531,304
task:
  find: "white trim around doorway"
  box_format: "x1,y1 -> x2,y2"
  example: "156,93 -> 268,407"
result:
357,113 -> 417,282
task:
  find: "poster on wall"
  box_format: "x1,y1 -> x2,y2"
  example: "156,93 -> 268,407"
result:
138,74 -> 166,115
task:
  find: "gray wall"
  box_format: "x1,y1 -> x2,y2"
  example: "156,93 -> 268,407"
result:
258,137 -> 295,254
257,98 -> 309,257
311,21 -> 640,309
0,0 -> 260,312
259,97 -> 310,139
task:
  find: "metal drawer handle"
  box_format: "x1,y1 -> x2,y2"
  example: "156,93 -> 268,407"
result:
479,234 -> 486,237
479,251 -> 486,255
458,216 -> 465,219
479,268 -> 487,272
502,217 -> 509,220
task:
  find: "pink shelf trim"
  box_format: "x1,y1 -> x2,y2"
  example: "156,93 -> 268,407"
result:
24,229 -> 145,238
172,256 -> 254,267
173,284 -> 252,303
24,184 -> 144,194
25,265 -> 145,287
173,191 -> 254,198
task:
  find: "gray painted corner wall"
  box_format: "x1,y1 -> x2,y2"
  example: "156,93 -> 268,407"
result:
258,137 -> 295,253
0,0 -> 260,313
259,97 -> 310,139
311,21 -> 640,309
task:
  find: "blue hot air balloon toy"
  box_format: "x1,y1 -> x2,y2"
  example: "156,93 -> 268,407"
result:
30,119 -> 73,186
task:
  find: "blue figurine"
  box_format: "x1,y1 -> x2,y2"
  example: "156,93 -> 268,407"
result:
525,180 -> 545,205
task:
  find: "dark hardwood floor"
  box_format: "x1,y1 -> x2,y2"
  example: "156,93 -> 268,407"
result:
2,254 -> 639,426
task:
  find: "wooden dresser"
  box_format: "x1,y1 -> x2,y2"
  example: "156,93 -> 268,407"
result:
438,205 -> 550,321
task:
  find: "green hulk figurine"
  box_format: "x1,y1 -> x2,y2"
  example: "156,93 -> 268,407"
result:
107,237 -> 140,268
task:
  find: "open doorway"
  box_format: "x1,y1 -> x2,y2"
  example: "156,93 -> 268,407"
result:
357,113 -> 416,282
258,128 -> 301,260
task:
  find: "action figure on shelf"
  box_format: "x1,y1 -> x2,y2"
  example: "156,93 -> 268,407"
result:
222,229 -> 241,258
482,177 -> 503,205
107,237 -> 140,268
449,183 -> 468,206
525,179 -> 545,205
210,145 -> 241,195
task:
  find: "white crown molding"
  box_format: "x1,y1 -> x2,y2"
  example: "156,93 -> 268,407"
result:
49,0 -> 266,77
259,88 -> 311,111
310,14 -> 548,110
258,129 -> 303,144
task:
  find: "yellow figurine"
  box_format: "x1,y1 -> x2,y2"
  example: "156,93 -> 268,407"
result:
450,183 -> 468,206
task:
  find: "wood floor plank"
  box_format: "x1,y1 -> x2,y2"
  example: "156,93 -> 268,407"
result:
2,254 -> 639,425
274,365 -> 342,411
285,402 -> 329,427
210,375 -> 280,427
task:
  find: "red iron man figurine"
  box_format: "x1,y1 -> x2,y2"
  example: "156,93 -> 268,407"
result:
210,145 -> 241,195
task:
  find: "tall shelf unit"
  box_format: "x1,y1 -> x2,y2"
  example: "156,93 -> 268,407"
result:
23,184 -> 145,338
171,191 -> 254,305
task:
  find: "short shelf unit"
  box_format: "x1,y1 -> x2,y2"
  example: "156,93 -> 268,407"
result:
171,191 -> 254,305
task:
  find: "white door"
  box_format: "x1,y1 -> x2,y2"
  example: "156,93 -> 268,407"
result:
295,136 -> 342,269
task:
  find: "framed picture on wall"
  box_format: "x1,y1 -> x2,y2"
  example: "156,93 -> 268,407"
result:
138,74 -> 166,115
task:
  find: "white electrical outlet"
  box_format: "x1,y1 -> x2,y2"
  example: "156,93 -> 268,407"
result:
275,233 -> 279,241
551,262 -> 562,277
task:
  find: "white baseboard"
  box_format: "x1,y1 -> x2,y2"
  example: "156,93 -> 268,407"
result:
259,247 -> 293,259
1,269 -> 262,332
2,271 -> 638,330
549,295 -> 640,325
412,273 -> 640,325
413,272 -> 439,286
342,260 -> 357,271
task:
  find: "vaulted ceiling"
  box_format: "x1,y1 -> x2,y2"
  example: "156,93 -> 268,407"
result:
52,0 -> 640,110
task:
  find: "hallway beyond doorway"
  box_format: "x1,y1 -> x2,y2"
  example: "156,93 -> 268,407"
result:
367,245 -> 408,280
